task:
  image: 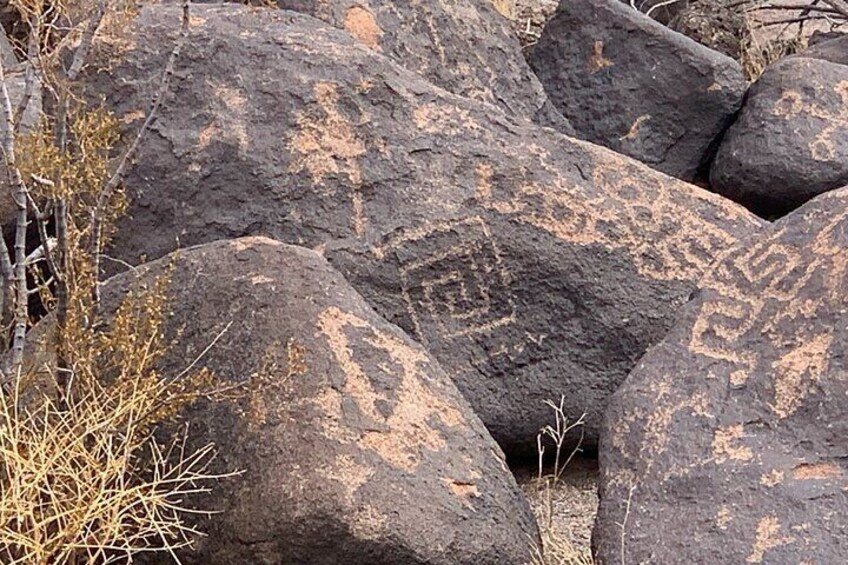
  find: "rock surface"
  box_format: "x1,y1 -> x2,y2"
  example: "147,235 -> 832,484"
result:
0,27 -> 14,67
530,0 -> 747,182
103,237 -> 540,564
801,33 -> 848,66
594,188 -> 848,564
711,56 -> 848,216
186,0 -> 572,131
82,4 -> 764,452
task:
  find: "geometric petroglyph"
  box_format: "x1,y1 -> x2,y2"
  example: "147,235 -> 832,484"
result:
475,157 -> 742,282
773,79 -> 848,162
689,202 -> 848,412
374,216 -> 516,344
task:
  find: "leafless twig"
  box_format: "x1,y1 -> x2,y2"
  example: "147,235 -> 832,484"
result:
91,0 -> 191,307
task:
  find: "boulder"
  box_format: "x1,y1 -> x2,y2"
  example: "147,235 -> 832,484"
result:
710,56 -> 848,216
101,237 -> 540,564
802,33 -> 848,66
529,0 -> 747,182
594,188 -> 848,564
180,0 -> 572,132
83,4 -> 764,452
278,0 -> 574,131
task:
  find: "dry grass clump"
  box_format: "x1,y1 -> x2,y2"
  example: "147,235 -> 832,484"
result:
520,397 -> 597,565
0,1 -> 241,563
0,274 -> 232,565
738,4 -> 809,81
523,463 -> 597,565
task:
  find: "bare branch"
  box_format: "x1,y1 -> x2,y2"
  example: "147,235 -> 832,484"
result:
12,29 -> 39,133
66,1 -> 107,82
91,0 -> 191,305
0,51 -> 30,377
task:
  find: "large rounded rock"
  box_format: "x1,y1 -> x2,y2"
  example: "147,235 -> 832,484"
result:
594,188 -> 848,564
102,237 -> 539,564
529,0 -> 747,182
184,0 -> 572,131
801,33 -> 848,66
83,4 -> 764,452
711,56 -> 848,216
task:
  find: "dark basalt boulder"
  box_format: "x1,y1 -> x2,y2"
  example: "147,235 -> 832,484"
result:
103,237 -> 541,564
711,56 -> 848,216
82,4 -> 764,452
529,0 -> 747,182
594,188 -> 848,564
180,0 -> 573,132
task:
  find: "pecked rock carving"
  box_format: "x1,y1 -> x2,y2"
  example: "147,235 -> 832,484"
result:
595,188 -> 848,564
98,237 -> 539,564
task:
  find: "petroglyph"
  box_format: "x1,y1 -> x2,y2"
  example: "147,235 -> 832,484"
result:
475,157 -> 741,282
344,5 -> 383,51
316,307 -> 468,472
289,81 -> 369,237
773,79 -> 848,162
760,470 -> 785,487
196,80 -> 250,155
688,203 -> 848,408
716,506 -> 733,529
374,217 -> 517,344
413,103 -> 481,135
712,425 -> 754,464
620,114 -> 651,141
746,516 -> 795,563
770,334 -> 833,418
588,40 -> 613,73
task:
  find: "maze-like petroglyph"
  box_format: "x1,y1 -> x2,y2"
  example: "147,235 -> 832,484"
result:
610,195 -> 848,472
773,79 -> 848,162
689,196 -> 848,416
475,156 -> 742,282
374,216 -> 517,344
288,81 -> 369,237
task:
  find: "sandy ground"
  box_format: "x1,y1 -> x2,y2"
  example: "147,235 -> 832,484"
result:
515,457 -> 599,564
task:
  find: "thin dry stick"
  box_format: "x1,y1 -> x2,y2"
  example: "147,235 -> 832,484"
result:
822,0 -> 848,17
91,0 -> 191,307
12,31 -> 39,132
0,54 -> 30,378
66,1 -> 107,82
618,483 -> 636,565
